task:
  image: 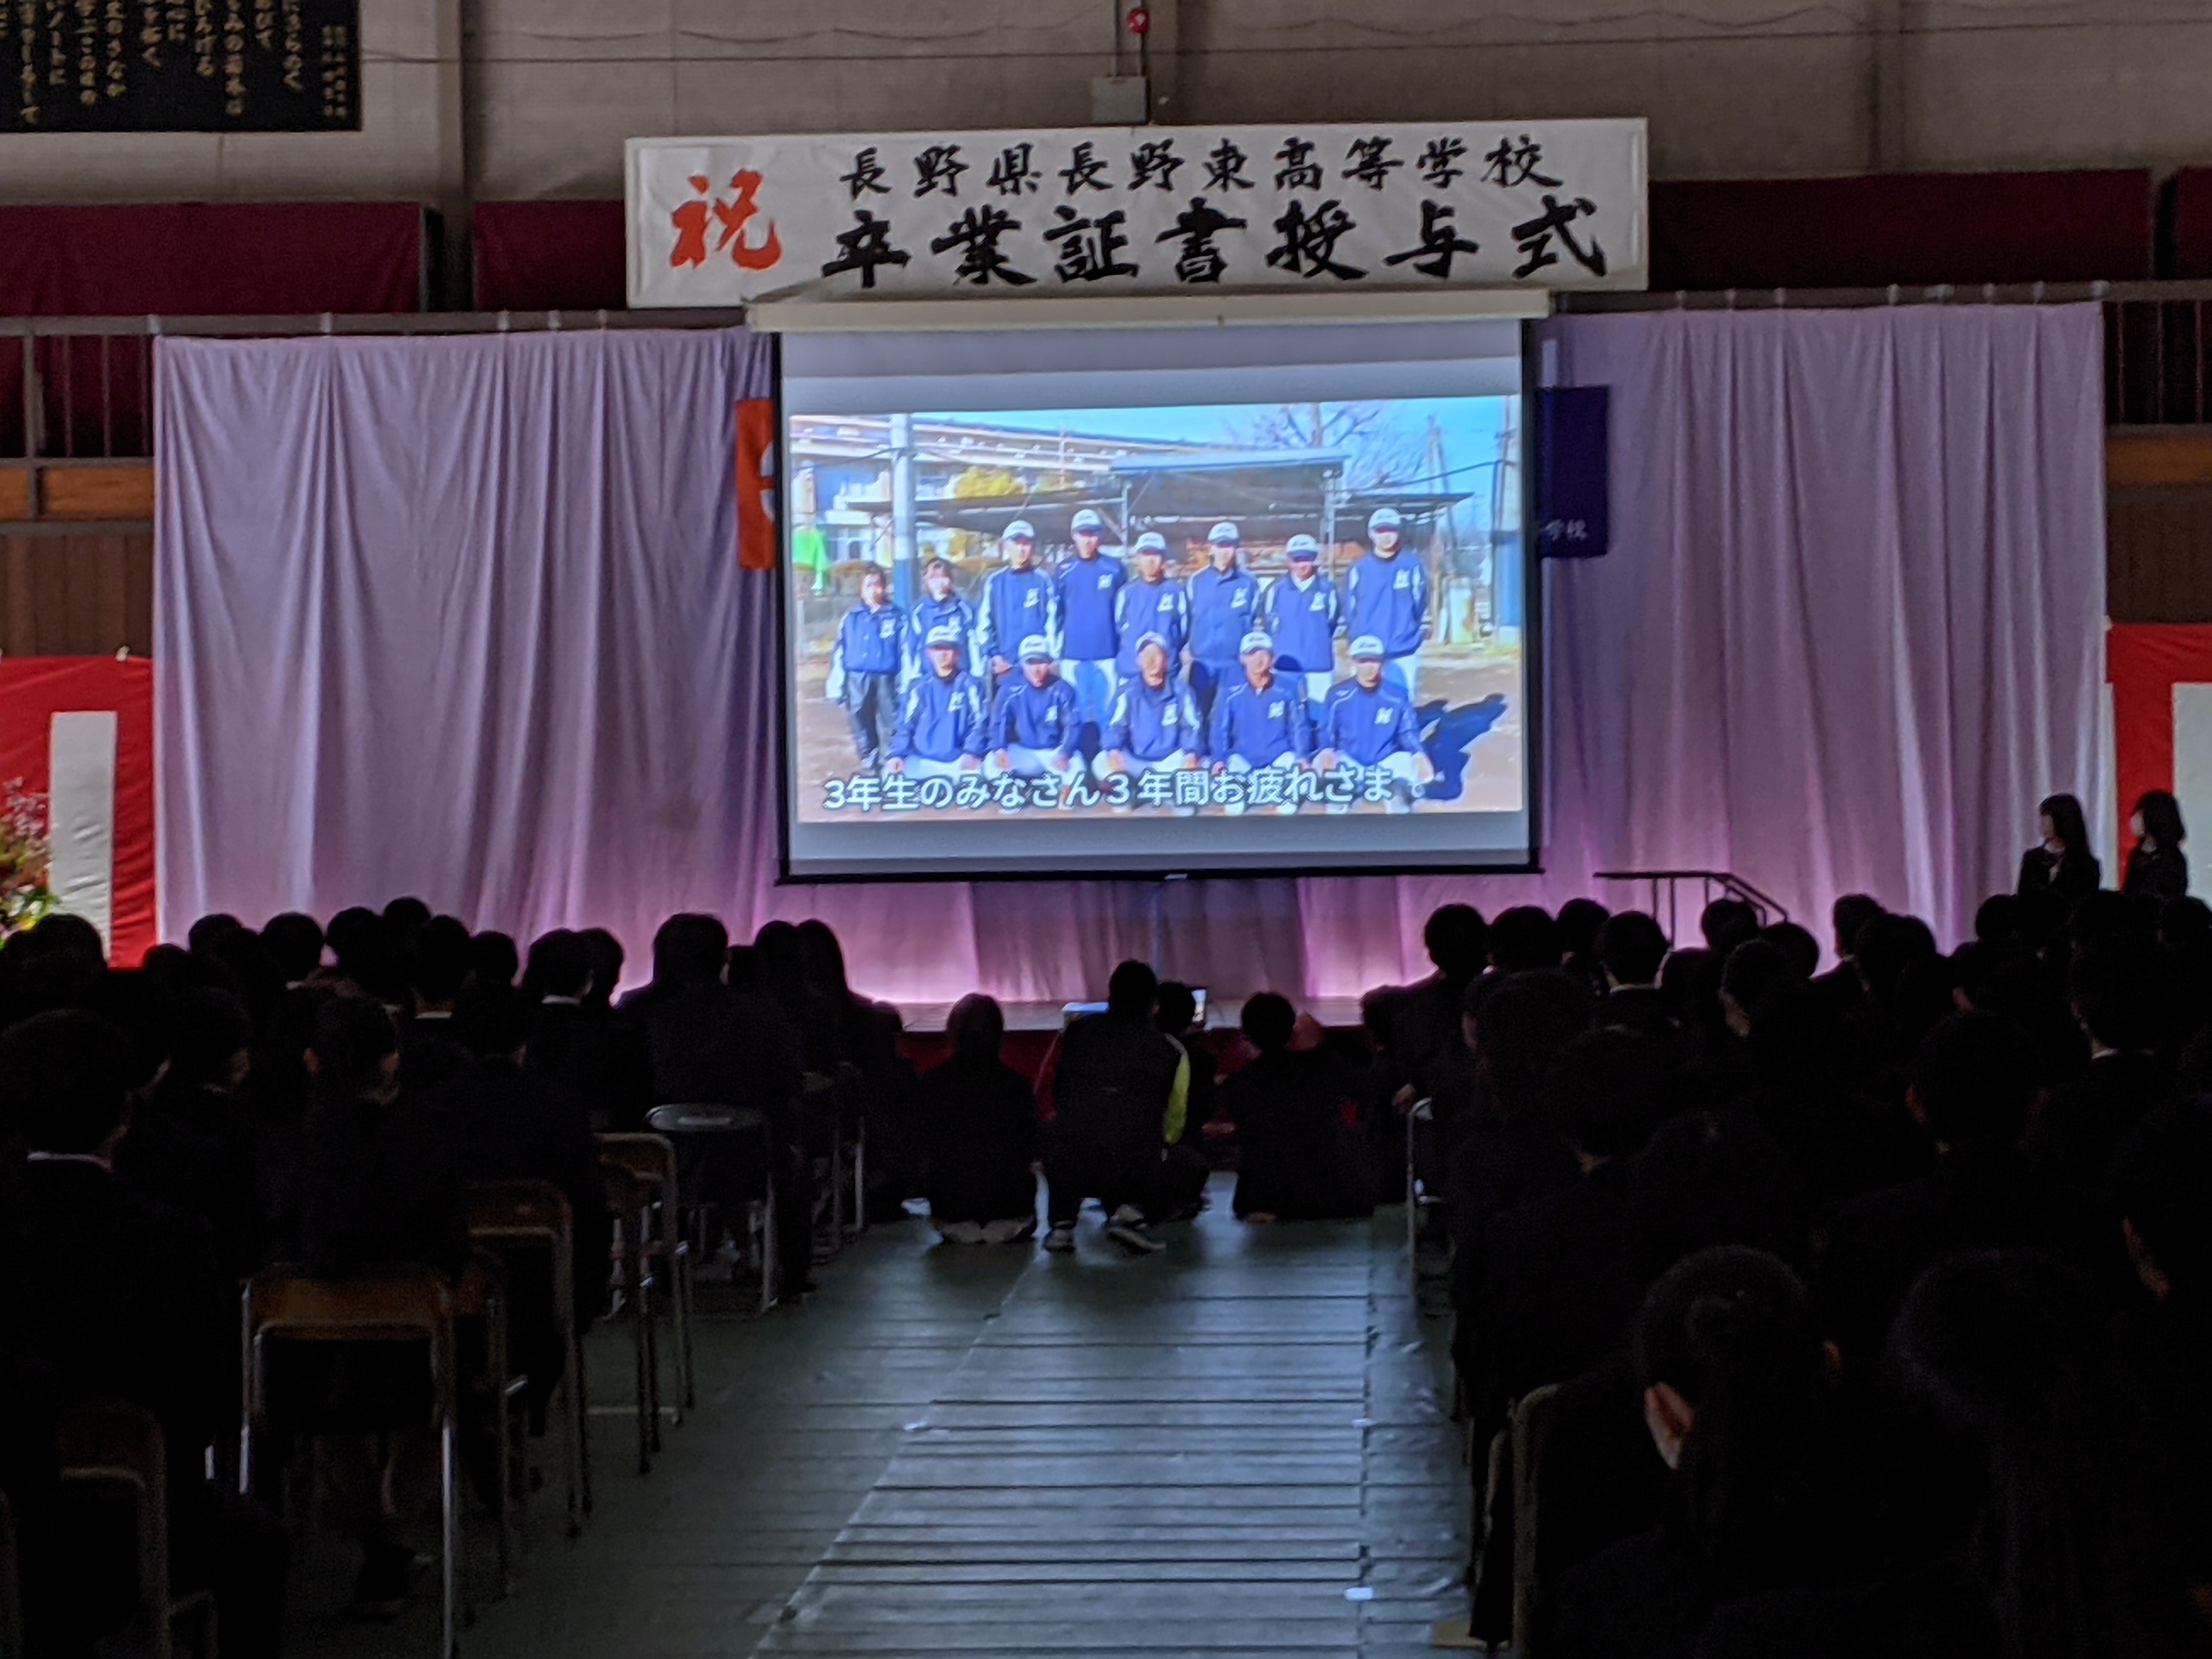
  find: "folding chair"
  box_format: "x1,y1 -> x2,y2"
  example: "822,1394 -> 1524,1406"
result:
240,1266 -> 460,1659
1510,1382 -> 1562,1659
1405,1096 -> 1447,1269
592,1134 -> 695,1416
464,1180 -> 588,1532
55,1400 -> 216,1659
599,1163 -> 662,1474
0,1491 -> 18,1659
452,1250 -> 528,1597
644,1104 -> 780,1314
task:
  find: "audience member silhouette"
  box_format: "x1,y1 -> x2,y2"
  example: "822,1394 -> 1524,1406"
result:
1225,992 -> 1374,1221
916,993 -> 1038,1244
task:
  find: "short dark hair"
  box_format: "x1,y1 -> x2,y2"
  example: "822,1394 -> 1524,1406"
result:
1541,1028 -> 1666,1161
1423,904 -> 1489,980
1555,898 -> 1611,958
1595,911 -> 1669,987
455,981 -> 532,1059
1107,958 -> 1158,1017
524,929 -> 595,1000
2113,1103 -> 2212,1291
1700,899 -> 1760,959
579,928 -> 625,1006
330,910 -> 408,1003
414,915 -> 473,1005
0,1009 -> 134,1152
1832,893 -> 1886,958
186,912 -> 244,957
469,930 -> 521,990
170,986 -> 253,1088
1853,911 -> 1935,1001
1973,893 -> 2023,946
1760,921 -> 1819,981
2068,944 -> 2169,1054
1155,980 -> 1198,1034
947,993 -> 1004,1059
1720,939 -> 1798,1026
1241,991 -> 1296,1052
382,895 -> 432,937
1489,906 -> 1563,973
1472,970 -> 1591,1125
261,911 -> 326,983
652,914 -> 727,986
308,995 -> 400,1094
1910,1012 -> 2035,1146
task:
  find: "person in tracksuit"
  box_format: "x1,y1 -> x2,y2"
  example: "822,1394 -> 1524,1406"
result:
1316,634 -> 1434,812
889,627 -> 989,780
1186,520 -> 1261,728
1263,533 -> 1344,719
1055,507 -> 1123,750
907,557 -> 979,688
988,635 -> 1081,783
1096,634 -> 1201,782
826,563 -> 904,769
1341,506 -> 1427,699
1207,629 -> 1313,816
1114,533 -> 1187,682
979,518 -> 1058,690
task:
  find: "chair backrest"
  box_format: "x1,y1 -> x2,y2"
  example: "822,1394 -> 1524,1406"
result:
644,1104 -> 766,1137
1510,1382 -> 1562,1658
242,1265 -> 456,1429
465,1178 -> 575,1246
594,1133 -> 679,1200
54,1398 -> 169,1638
599,1161 -> 656,1221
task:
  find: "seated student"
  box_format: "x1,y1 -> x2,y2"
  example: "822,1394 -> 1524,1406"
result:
1041,960 -> 1189,1256
1491,904 -> 1567,973
273,995 -> 469,1616
400,912 -> 473,1092
1699,898 -> 1760,961
986,636 -> 1082,783
468,928 -> 520,991
430,983 -> 611,1390
1223,992 -> 1374,1221
523,927 -> 652,1131
1153,981 -> 1220,1213
262,909 -> 326,988
1,1009 -> 289,1658
916,994 -> 1038,1244
2028,942 -> 2175,1199
1549,1249 -> 1857,1659
1557,896 -> 1613,994
889,625 -> 989,781
1808,892 -> 1885,1018
1595,910 -> 1674,1037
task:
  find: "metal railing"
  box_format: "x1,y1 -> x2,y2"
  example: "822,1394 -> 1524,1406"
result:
8,284 -> 2212,466
1591,870 -> 1790,942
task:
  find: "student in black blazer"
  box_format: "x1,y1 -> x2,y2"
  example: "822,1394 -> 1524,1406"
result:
2123,789 -> 2190,901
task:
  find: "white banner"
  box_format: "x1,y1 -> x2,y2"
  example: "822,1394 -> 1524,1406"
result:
626,121 -> 1646,308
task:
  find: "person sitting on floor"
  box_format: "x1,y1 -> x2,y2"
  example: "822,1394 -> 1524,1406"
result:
916,993 -> 1038,1244
1154,980 -> 1218,1216
1223,991 -> 1374,1221
1039,959 -> 1188,1256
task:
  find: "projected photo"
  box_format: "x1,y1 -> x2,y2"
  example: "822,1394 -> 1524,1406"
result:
785,396 -> 1524,829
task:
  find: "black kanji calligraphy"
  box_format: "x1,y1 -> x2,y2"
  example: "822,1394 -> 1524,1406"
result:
820,210 -> 912,289
840,145 -> 890,199
1129,138 -> 1183,191
1482,134 -> 1561,188
1204,137 -> 1254,191
931,205 -> 1036,285
1416,136 -> 1468,189
1510,194 -> 1606,279
913,143 -> 968,198
1383,200 -> 1482,278
1341,135 -> 1402,190
1045,205 -> 1139,282
1060,140 -> 1112,194
1156,195 -> 1248,284
1266,198 -> 1365,281
1273,136 -> 1322,191
988,142 -> 1041,195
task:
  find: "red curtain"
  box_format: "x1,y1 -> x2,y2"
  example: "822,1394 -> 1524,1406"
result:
2107,624 -> 2212,859
472,200 -> 627,312
2171,168 -> 2212,278
1650,171 -> 2153,290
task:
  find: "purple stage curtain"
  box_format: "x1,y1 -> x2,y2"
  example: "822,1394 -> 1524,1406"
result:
157,309 -> 2104,1005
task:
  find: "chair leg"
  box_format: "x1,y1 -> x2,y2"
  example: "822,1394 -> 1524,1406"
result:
558,1317 -> 582,1537
759,1179 -> 779,1317
492,1297 -> 513,1599
850,1124 -> 867,1238
439,1418 -> 459,1659
573,1336 -> 594,1518
643,1255 -> 663,1455
673,1239 -> 696,1413
628,1234 -> 652,1475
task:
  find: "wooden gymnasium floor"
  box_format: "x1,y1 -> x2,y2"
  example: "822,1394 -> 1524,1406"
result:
286,1175 -> 1469,1658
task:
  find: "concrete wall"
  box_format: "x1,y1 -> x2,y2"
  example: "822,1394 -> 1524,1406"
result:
3,0 -> 2210,204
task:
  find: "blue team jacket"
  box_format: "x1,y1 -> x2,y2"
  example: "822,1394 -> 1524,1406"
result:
1209,674 -> 1314,764
1187,565 -> 1262,664
1114,578 -> 1188,673
1056,554 -> 1126,661
906,594 -> 979,676
1321,678 -> 1423,764
1342,552 -> 1428,657
991,677 -> 1081,755
979,566 -> 1058,663
891,672 -> 989,762
1106,676 -> 1201,763
834,603 -> 904,679
1263,574 -> 1343,673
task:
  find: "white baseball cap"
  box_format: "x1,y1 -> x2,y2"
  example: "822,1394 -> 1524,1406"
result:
1239,630 -> 1274,655
1070,509 -> 1104,533
1003,518 -> 1036,541
1135,631 -> 1170,653
1133,532 -> 1169,555
1285,534 -> 1320,560
1207,521 -> 1240,545
925,625 -> 962,647
1367,507 -> 1402,533
1018,634 -> 1054,662
1348,634 -> 1386,659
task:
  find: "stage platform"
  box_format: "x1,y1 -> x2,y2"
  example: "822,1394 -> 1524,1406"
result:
893,996 -> 1370,1035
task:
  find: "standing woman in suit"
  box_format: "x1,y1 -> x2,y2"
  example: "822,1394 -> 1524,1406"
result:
2017,793 -> 2101,940
2123,789 -> 2190,901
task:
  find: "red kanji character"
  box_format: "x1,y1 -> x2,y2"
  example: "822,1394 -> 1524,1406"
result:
712,170 -> 783,271
669,173 -> 712,269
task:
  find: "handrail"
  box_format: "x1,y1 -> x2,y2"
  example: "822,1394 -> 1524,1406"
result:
1592,870 -> 1789,943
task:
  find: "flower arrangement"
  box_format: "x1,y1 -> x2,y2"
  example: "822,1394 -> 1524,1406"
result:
0,778 -> 55,936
